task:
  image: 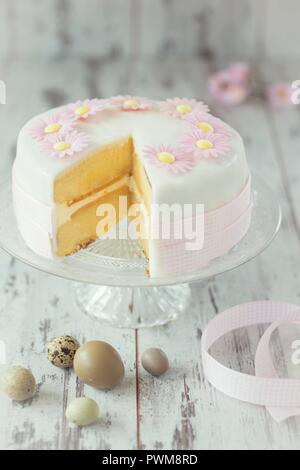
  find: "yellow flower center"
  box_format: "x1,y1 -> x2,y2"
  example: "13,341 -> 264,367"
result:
157,151 -> 175,164
75,105 -> 90,116
197,121 -> 214,133
124,99 -> 139,109
54,141 -> 71,151
196,139 -> 213,150
44,122 -> 61,134
176,104 -> 193,114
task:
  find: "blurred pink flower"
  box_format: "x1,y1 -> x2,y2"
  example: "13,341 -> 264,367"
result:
68,98 -> 107,119
180,130 -> 230,159
39,130 -> 90,158
267,82 -> 293,108
29,110 -> 76,141
160,98 -> 210,119
208,63 -> 251,106
142,144 -> 194,174
108,95 -> 154,111
228,62 -> 250,84
183,111 -> 231,136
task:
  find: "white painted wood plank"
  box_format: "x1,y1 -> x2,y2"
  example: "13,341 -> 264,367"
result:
138,0 -> 258,61
66,0 -> 131,58
0,1 -> 8,57
264,0 -> 300,61
138,0 -> 189,59
2,0 -> 300,61
0,0 -> 131,59
257,62 -> 300,380
187,0 -> 258,63
259,62 -> 300,230
0,0 -> 60,58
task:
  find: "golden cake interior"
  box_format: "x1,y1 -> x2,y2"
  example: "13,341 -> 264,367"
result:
54,137 -> 151,258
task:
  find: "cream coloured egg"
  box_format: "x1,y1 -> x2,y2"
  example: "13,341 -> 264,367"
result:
66,397 -> 99,426
1,366 -> 37,401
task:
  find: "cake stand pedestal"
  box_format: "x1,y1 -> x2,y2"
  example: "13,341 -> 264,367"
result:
0,175 -> 281,328
75,284 -> 191,328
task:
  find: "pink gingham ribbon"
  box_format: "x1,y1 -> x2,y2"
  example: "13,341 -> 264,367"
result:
201,301 -> 300,422
155,178 -> 252,275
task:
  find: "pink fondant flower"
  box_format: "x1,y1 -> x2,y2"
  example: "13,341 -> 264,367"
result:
29,110 -> 76,141
68,98 -> 107,119
160,98 -> 210,119
180,130 -> 230,159
107,95 -> 154,111
267,83 -> 294,109
142,144 -> 194,174
208,63 -> 251,106
39,130 -> 90,158
183,111 -> 231,136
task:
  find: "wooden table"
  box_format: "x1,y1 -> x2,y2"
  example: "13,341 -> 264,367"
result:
1,58 -> 300,450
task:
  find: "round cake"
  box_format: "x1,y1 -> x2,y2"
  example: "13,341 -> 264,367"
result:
12,96 -> 252,278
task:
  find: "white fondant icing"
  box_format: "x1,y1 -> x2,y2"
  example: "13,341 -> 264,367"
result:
12,168 -> 54,233
13,202 -> 54,259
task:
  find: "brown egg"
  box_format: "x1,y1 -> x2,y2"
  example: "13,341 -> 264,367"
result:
74,341 -> 125,390
142,348 -> 169,377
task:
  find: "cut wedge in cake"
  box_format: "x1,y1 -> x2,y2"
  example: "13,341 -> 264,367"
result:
13,96 -> 252,277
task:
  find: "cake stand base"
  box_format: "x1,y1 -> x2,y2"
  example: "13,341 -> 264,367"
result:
74,283 -> 191,328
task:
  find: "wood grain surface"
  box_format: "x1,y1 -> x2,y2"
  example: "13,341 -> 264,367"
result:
0,55 -> 300,450
0,0 -> 299,62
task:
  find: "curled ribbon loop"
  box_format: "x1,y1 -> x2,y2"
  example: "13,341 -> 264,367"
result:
201,301 -> 300,422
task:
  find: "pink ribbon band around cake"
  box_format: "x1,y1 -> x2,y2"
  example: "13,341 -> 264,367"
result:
156,177 -> 252,274
202,301 -> 300,422
12,173 -> 252,276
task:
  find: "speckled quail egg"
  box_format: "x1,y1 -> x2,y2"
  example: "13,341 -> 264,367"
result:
47,335 -> 80,369
1,366 -> 37,401
66,397 -> 99,426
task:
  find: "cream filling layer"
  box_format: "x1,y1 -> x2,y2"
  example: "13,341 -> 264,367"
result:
128,177 -> 151,240
56,175 -> 131,227
129,178 -> 150,218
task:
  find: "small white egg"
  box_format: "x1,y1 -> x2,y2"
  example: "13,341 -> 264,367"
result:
66,397 -> 99,426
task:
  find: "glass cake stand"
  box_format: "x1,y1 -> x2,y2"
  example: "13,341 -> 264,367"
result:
0,174 -> 281,328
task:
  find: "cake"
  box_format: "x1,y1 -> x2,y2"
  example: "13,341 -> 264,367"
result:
12,96 -> 252,278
